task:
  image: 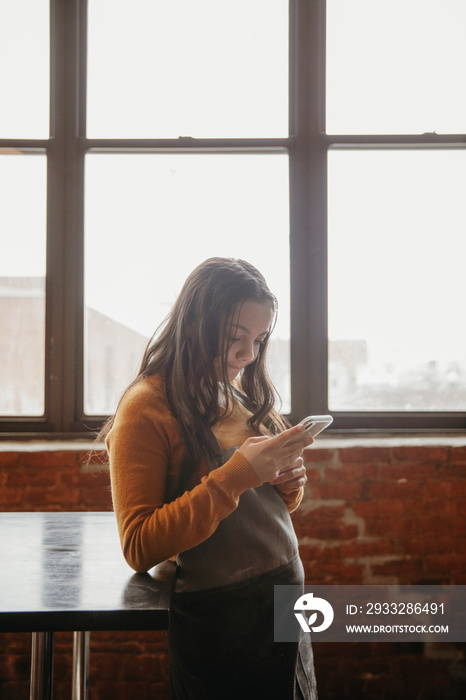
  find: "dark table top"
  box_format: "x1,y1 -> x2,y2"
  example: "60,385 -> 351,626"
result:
0,511 -> 174,633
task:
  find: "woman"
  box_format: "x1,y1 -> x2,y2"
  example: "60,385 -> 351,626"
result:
104,257 -> 318,699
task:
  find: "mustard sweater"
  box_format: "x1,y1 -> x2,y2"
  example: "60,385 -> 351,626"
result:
107,375 -> 303,573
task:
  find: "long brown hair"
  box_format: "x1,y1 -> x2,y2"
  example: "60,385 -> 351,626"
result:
99,257 -> 289,496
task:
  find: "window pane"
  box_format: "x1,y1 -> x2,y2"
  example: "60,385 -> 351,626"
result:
0,1 -> 49,138
0,155 -> 47,415
87,0 -> 288,138
328,149 -> 466,411
84,153 -> 290,415
326,0 -> 466,135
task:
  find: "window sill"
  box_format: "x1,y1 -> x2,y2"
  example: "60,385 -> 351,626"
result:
0,433 -> 465,451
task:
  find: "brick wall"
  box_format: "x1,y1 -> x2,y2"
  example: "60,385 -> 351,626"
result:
1,440 -> 465,699
299,443 -> 466,586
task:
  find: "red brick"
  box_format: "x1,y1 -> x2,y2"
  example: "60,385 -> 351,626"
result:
339,446 -> 391,463
444,481 -> 466,498
422,480 -> 456,499
0,452 -> 23,468
28,485 -> 81,507
369,480 -> 423,500
406,497 -> 457,517
304,467 -> 322,482
363,517 -> 419,539
407,534 -> 457,556
0,488 -> 23,506
351,501 -> 379,519
58,468 -> 82,488
295,503 -> 346,520
425,554 -> 466,580
310,481 -> 361,501
392,445 -> 449,462
298,543 -> 342,562
303,447 -> 335,463
449,446 -> 466,462
325,463 -> 379,482
83,488 -> 112,510
21,470 -> 60,488
339,538 -> 394,558
386,461 -> 437,481
298,519 -> 359,541
353,499 -> 404,519
427,516 -> 466,537
370,557 -> 424,578
53,631 -> 74,651
23,450 -> 79,469
437,462 -> 466,479
5,469 -> 29,487
317,561 -> 365,583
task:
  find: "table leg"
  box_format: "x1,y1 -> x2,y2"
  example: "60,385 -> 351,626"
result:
72,631 -> 90,700
30,631 -> 54,700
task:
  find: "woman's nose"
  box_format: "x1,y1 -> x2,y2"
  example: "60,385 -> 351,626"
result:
237,341 -> 255,363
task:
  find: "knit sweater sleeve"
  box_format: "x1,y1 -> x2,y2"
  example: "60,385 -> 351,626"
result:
274,483 -> 304,513
106,380 -> 261,573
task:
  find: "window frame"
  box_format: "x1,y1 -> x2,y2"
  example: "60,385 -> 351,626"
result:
0,0 -> 464,438
320,0 -> 466,432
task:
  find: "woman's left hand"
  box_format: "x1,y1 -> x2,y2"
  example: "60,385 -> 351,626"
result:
270,454 -> 308,489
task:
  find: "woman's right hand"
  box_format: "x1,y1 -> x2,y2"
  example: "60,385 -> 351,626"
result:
238,424 -> 314,485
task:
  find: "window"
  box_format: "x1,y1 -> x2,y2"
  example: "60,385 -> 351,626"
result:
83,0 -> 291,417
0,0 -> 464,437
325,0 -> 466,428
0,156 -> 47,417
328,149 -> 466,414
84,152 -> 291,415
0,0 -> 48,419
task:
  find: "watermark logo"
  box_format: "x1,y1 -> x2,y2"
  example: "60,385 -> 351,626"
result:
294,592 -> 334,633
275,585 -> 461,642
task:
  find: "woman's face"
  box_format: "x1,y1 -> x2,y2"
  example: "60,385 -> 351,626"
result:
217,300 -> 274,382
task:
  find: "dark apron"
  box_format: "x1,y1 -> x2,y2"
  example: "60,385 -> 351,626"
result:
168,447 -> 318,700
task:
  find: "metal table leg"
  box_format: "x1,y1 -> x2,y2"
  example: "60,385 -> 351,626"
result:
30,631 -> 54,700
72,631 -> 90,700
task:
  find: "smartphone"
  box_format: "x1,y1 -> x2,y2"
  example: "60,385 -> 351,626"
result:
283,415 -> 333,447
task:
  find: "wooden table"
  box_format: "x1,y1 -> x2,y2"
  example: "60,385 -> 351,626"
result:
0,512 -> 174,700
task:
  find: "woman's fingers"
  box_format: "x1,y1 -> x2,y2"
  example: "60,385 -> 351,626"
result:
271,464 -> 308,488
272,425 -> 315,455
275,455 -> 305,479
238,426 -> 314,484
